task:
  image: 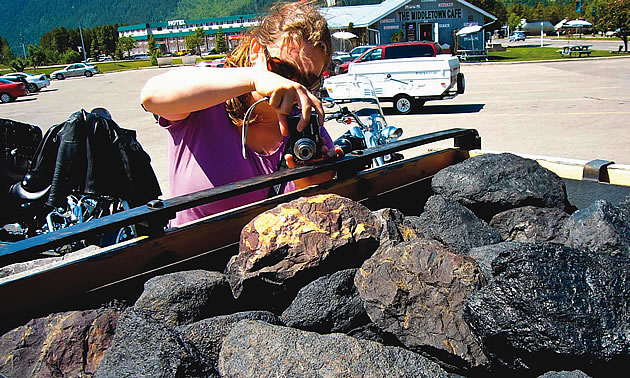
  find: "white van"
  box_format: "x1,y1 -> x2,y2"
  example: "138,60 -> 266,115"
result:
324,55 -> 464,114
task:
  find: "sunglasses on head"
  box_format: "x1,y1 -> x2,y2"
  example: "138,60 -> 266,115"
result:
263,47 -> 322,92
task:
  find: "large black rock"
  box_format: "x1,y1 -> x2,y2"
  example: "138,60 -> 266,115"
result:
95,307 -> 209,377
467,242 -> 523,281
416,195 -> 502,253
178,311 -> 283,376
464,242 -> 630,375
431,153 -> 573,220
564,200 -> 630,257
280,268 -> 370,334
490,206 -> 569,243
133,270 -> 233,327
218,320 -> 452,377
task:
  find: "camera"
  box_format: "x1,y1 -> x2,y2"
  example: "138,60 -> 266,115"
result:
287,110 -> 322,161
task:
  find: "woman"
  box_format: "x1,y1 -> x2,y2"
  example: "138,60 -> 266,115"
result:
141,2 -> 340,226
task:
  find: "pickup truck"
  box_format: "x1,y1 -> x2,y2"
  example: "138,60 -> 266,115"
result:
337,41 -> 446,74
324,54 -> 465,114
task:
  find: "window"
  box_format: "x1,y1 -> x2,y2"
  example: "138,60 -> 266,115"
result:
360,48 -> 382,62
384,44 -> 434,59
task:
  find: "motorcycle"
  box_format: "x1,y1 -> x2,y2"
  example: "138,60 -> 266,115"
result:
322,76 -> 404,168
0,108 -> 162,255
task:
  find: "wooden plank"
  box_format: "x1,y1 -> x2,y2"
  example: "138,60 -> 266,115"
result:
0,149 -> 465,325
0,128 -> 479,264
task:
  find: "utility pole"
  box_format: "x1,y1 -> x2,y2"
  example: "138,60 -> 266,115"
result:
20,33 -> 26,58
79,22 -> 87,61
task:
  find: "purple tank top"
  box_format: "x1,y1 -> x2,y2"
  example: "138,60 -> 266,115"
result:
162,103 -> 333,226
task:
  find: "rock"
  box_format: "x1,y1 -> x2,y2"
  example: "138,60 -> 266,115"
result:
355,238 -> 488,370
95,307 -> 209,377
431,153 -> 573,220
371,208 -> 423,253
133,270 -> 232,327
346,323 -> 404,346
280,268 -> 369,334
225,194 -> 381,308
468,242 -> 524,281
538,371 -> 592,378
490,206 -> 569,243
564,200 -> 630,257
178,311 -> 283,376
0,308 -> 120,377
416,195 -> 502,253
464,243 -> 630,374
218,320 -> 452,377
618,195 -> 630,217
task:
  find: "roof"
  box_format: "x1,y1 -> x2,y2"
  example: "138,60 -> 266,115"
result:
319,0 -> 496,29
319,0 -> 412,29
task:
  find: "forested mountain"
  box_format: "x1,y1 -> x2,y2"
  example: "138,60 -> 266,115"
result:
1,0 -> 276,53
0,0 -> 600,54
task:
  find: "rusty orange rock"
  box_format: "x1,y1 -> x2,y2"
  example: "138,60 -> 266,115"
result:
226,194 -> 382,304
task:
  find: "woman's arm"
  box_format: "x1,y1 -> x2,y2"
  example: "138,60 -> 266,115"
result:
140,66 -> 323,128
140,67 -> 257,121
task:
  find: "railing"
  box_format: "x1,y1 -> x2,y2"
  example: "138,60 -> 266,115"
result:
0,128 -> 481,265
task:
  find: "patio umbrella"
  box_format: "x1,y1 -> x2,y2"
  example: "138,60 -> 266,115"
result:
332,31 -> 358,40
332,31 -> 358,52
563,19 -> 592,40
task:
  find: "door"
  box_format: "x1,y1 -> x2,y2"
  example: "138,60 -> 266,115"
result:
418,23 -> 434,41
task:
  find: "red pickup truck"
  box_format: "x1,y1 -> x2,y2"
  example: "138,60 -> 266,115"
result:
336,41 -> 448,74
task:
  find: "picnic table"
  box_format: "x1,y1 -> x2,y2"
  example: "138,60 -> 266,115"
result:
457,49 -> 488,62
557,45 -> 593,57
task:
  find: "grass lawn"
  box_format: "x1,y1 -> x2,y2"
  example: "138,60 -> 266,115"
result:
0,55 -> 227,77
487,46 -> 618,62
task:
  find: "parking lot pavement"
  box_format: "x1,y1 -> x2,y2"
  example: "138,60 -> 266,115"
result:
2,58 -> 630,197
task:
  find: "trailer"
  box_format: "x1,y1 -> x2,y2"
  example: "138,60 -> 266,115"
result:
324,55 -> 465,115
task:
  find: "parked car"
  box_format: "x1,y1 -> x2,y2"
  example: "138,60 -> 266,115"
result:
0,78 -> 27,103
131,54 -> 151,60
2,72 -> 50,92
508,31 -> 526,42
338,41 -> 446,74
349,45 -> 376,59
50,63 -> 99,80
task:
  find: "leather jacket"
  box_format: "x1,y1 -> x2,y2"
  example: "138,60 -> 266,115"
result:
23,109 -> 162,208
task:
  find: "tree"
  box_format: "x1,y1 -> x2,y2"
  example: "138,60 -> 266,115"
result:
147,34 -> 159,65
1,36 -> 14,64
27,44 -> 46,69
117,36 -> 136,58
215,26 -> 227,54
598,0 -> 630,51
9,57 -> 28,72
185,27 -> 206,55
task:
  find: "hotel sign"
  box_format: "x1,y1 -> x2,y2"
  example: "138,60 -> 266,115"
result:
168,20 -> 186,26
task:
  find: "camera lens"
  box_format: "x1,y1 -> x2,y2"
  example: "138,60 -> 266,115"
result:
294,138 -> 316,161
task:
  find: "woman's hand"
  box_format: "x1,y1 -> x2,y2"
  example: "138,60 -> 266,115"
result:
285,141 -> 344,190
252,70 -> 324,136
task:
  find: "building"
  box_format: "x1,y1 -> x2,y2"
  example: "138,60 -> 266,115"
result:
118,0 -> 497,55
320,0 -> 497,52
117,14 -> 261,55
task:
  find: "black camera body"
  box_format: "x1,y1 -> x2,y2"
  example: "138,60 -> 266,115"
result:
287,111 -> 322,162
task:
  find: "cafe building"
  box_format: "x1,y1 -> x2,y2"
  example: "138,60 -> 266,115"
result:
320,0 -> 497,52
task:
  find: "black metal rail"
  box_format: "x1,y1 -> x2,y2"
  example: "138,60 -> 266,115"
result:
0,128 -> 480,264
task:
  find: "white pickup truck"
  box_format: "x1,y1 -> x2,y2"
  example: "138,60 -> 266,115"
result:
323,55 -> 464,114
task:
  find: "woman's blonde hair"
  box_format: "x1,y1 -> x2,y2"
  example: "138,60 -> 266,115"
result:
224,1 -> 332,127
